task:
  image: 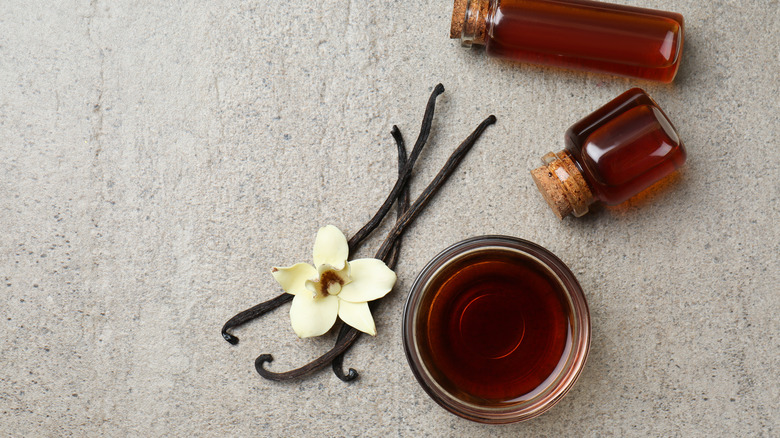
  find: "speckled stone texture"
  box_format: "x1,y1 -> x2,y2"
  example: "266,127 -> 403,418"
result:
1,0 -> 778,436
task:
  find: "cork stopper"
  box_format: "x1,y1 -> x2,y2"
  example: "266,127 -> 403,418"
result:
530,151 -> 594,219
450,0 -> 468,38
449,0 -> 489,46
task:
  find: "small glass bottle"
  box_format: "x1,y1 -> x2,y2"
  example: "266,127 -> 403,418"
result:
450,0 -> 685,82
531,88 -> 686,219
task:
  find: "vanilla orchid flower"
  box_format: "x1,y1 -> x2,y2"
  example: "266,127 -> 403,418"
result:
271,225 -> 397,338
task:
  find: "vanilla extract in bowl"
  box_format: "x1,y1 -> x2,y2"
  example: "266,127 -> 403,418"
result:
403,236 -> 590,423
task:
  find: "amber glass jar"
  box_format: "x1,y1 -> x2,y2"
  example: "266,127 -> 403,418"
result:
531,88 -> 686,218
450,0 -> 685,82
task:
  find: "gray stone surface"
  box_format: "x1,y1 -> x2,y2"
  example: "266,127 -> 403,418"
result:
2,0 -> 778,435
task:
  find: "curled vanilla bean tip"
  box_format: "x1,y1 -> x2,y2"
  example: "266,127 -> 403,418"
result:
331,334 -> 359,382
255,354 -> 275,376
254,327 -> 363,381
330,326 -> 361,382
222,331 -> 239,345
335,368 -> 359,382
221,293 -> 294,345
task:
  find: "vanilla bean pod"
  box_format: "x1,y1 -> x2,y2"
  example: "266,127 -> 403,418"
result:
255,113 -> 496,381
221,86 -> 444,346
346,84 -> 444,252
375,114 -> 497,261
385,126 -> 412,270
332,126 -> 411,381
221,294 -> 293,344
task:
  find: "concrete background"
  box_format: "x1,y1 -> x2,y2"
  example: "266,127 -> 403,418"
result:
2,0 -> 778,435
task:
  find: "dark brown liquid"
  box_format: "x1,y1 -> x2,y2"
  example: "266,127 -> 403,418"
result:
416,249 -> 572,405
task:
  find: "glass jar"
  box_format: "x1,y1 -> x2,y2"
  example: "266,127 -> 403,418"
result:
450,0 -> 685,82
531,88 -> 687,218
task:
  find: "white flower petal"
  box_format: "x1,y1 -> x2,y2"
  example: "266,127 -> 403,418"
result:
271,263 -> 318,296
289,293 -> 339,338
337,258 -> 396,303
338,300 -> 376,336
312,225 -> 349,270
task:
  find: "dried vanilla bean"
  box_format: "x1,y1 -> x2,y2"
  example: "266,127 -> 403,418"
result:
375,115 -> 497,261
332,125 -> 411,381
220,86 -> 444,347
222,293 -> 292,345
255,113 -> 496,381
222,85 -> 497,383
347,84 -> 444,252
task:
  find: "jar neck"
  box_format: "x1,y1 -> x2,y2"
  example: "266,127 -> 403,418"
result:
530,151 -> 595,219
450,0 -> 492,47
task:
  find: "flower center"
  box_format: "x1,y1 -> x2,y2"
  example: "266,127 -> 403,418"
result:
319,270 -> 344,297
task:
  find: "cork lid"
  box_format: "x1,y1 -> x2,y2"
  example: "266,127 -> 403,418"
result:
530,151 -> 594,219
531,166 -> 573,219
449,0 -> 488,45
450,0 -> 468,38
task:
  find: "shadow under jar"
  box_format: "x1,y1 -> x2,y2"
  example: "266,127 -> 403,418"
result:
403,236 -> 590,423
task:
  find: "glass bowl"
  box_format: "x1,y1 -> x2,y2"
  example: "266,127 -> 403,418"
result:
402,236 -> 590,423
